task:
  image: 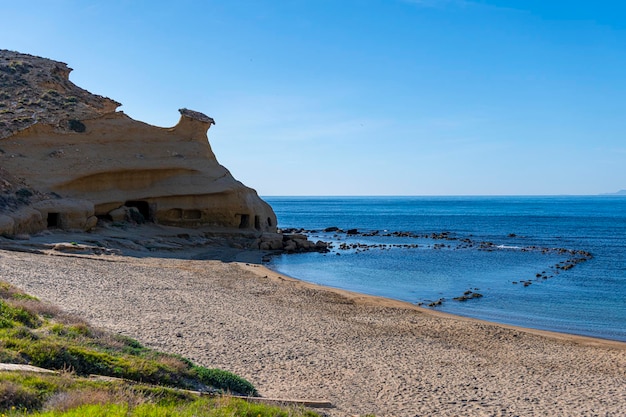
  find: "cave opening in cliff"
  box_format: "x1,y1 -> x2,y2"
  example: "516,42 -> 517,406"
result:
47,212 -> 60,228
238,214 -> 250,229
125,201 -> 151,222
254,215 -> 261,230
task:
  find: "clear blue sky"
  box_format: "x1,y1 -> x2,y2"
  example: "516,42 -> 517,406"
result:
4,1 -> 625,195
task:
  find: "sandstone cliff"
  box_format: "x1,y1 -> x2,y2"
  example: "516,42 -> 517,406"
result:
0,50 -> 276,236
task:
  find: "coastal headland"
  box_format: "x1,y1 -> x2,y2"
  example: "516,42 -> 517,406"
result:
0,50 -> 275,236
1,50 -> 625,416
0,227 -> 624,416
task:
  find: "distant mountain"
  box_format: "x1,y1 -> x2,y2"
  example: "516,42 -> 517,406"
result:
600,190 -> 626,196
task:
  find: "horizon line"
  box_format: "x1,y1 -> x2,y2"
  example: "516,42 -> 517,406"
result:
261,193 -> 626,198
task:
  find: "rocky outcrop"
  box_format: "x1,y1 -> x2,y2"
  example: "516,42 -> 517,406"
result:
0,50 -> 276,236
257,232 -> 330,253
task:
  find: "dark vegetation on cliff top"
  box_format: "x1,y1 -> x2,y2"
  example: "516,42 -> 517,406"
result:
0,49 -> 119,140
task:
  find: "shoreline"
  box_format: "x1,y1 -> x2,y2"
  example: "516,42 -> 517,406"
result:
263,231 -> 623,343
4,224 -> 623,346
262,263 -> 626,346
246,262 -> 626,350
3,222 -> 622,344
1,228 -> 625,415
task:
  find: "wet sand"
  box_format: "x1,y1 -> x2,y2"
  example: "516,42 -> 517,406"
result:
0,232 -> 625,416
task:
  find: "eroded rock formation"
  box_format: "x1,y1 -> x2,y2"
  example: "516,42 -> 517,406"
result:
0,50 -> 276,236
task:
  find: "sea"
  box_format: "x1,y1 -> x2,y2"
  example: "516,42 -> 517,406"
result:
263,196 -> 626,342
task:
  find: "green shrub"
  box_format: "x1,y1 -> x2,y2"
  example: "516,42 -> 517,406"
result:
8,60 -> 30,74
192,366 -> 257,396
0,380 -> 42,411
0,316 -> 14,329
50,323 -> 92,339
112,334 -> 146,355
68,120 -> 85,133
15,188 -> 33,198
40,90 -> 60,101
0,300 -> 41,328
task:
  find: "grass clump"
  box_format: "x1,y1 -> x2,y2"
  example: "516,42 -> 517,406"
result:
0,379 -> 43,411
0,373 -> 315,416
0,299 -> 41,329
32,396 -> 317,417
0,282 -> 291,416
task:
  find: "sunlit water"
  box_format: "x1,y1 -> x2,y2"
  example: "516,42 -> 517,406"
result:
264,196 -> 626,341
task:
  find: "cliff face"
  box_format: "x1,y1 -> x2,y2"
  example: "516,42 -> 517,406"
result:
0,50 -> 276,235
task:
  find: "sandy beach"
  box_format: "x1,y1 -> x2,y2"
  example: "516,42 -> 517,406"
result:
0,230 -> 625,416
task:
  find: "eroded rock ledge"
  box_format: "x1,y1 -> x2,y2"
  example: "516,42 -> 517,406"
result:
0,50 -> 276,236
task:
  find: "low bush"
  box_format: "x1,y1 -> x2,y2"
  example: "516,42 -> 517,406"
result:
193,366 -> 258,396
0,300 -> 41,328
67,120 -> 85,133
0,380 -> 42,411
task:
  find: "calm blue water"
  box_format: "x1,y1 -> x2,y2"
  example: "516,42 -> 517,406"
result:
264,196 -> 626,342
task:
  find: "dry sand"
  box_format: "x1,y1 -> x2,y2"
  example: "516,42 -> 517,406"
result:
0,229 -> 625,416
